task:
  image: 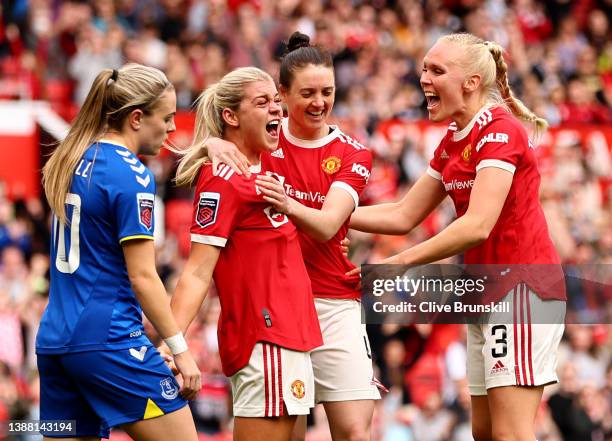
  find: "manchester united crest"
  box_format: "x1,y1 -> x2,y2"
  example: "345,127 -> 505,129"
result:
461,144 -> 472,162
321,156 -> 341,174
291,380 -> 305,399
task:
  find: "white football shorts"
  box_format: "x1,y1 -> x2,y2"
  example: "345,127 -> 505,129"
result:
467,283 -> 565,395
230,342 -> 315,417
311,298 -> 383,403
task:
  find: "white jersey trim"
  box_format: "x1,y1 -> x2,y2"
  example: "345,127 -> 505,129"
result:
330,181 -> 359,208
427,166 -> 442,180
216,164 -> 236,181
452,104 -> 494,142
281,118 -> 342,149
191,234 -> 227,247
476,159 -> 516,174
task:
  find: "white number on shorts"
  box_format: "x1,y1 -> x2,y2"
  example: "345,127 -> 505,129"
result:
54,193 -> 82,274
491,325 -> 508,358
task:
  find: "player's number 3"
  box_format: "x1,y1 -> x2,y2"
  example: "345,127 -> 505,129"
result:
54,193 -> 81,274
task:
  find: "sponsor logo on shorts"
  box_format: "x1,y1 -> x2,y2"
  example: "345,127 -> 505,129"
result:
160,377 -> 179,400
291,380 -> 305,399
321,156 -> 341,174
490,360 -> 509,375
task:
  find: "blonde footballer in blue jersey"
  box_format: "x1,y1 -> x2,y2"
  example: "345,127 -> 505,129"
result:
37,63 -> 200,441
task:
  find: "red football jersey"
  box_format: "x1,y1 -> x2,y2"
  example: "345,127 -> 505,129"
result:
190,162 -> 323,376
262,118 -> 373,300
428,106 -> 565,301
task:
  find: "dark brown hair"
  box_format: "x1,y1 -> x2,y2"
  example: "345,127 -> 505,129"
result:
279,31 -> 333,89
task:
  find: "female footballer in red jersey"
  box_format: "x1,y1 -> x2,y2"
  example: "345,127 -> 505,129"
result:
206,32 -> 381,441
347,33 -> 566,441
170,67 -> 322,441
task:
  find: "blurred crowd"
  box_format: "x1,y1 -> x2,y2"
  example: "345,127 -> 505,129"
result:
1,0 -> 611,440
0,0 -> 611,125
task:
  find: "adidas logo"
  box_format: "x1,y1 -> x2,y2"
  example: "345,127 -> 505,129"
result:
271,148 -> 284,159
490,360 -> 509,375
440,149 -> 449,159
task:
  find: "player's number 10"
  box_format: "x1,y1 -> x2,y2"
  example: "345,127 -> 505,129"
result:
54,193 -> 81,274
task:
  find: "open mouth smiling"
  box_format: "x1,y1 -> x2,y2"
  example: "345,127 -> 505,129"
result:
424,92 -> 440,109
266,119 -> 280,138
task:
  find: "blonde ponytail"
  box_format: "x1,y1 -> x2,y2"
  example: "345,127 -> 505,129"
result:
42,70 -> 112,224
174,85 -> 223,186
42,64 -> 172,224
440,33 -> 548,140
488,43 -> 548,138
174,67 -> 273,186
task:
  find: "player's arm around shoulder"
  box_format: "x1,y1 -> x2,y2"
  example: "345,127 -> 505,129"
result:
203,136 -> 251,177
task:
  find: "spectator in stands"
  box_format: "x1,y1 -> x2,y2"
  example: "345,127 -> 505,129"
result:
68,24 -> 122,104
0,245 -> 29,302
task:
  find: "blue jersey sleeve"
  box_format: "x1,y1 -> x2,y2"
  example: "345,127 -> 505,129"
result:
106,148 -> 157,243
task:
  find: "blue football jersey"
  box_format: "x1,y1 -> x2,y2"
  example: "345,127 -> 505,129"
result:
36,141 -> 157,354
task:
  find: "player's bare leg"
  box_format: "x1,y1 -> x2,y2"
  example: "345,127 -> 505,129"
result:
471,395 -> 493,441
323,399 -> 375,441
487,385 -> 544,441
234,415 -> 297,441
290,414 -> 307,441
120,405 -> 198,441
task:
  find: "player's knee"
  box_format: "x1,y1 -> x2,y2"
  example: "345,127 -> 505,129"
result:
337,425 -> 371,441
345,432 -> 370,441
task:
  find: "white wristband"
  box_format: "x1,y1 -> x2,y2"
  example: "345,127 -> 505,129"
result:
164,332 -> 188,355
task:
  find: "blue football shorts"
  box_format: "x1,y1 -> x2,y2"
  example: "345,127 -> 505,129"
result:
37,345 -> 187,438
